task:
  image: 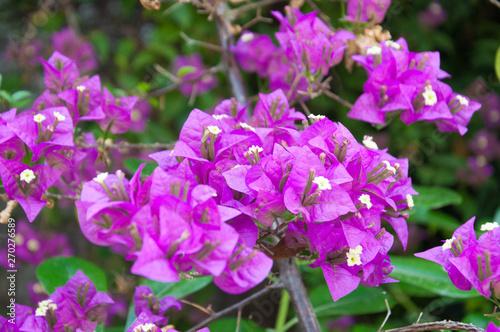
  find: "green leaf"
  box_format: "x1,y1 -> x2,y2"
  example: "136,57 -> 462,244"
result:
209,318 -> 265,332
0,90 -> 13,105
124,276 -> 213,331
412,185 -> 462,210
11,90 -> 31,102
123,158 -> 157,177
177,65 -> 196,78
36,256 -> 108,294
310,285 -> 393,316
390,256 -> 481,299
495,46 -> 500,82
408,208 -> 461,233
0,74 -> 3,89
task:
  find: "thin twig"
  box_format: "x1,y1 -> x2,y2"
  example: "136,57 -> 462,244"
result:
153,64 -> 179,83
241,7 -> 274,30
322,89 -> 354,108
43,193 -> 80,201
378,298 -> 391,332
180,31 -> 224,52
235,307 -> 242,332
298,99 -> 311,116
229,0 -> 287,18
179,299 -> 215,315
148,64 -> 223,97
185,282 -> 284,332
490,0 -> 500,8
79,142 -> 175,150
382,320 -> 484,332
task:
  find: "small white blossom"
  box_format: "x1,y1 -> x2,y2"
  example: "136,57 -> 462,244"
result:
442,236 -> 456,251
248,145 -> 264,154
366,45 -> 382,55
133,323 -> 157,332
93,172 -> 108,184
480,222 -> 499,232
241,33 -> 254,43
76,85 -> 86,93
27,239 -> 40,252
170,149 -> 174,156
233,164 -> 241,169
383,160 -> 397,174
34,114 -> 46,123
312,176 -> 332,190
423,85 -> 437,106
385,40 -> 401,50
239,122 -> 256,132
406,194 -> 414,209
308,114 -> 326,120
456,95 -> 469,106
212,114 -> 229,120
362,135 -> 378,150
359,194 -> 373,209
53,111 -> 66,121
207,125 -> 222,135
20,169 -> 36,183
35,300 -> 57,316
346,246 -> 363,266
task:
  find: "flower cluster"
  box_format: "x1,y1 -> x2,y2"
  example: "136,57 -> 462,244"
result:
76,163 -> 273,294
128,312 -> 210,332
146,88 -> 416,301
233,7 -> 355,98
416,217 -> 500,299
0,51 -> 145,222
0,270 -> 113,332
51,27 -> 98,73
348,37 -> 481,134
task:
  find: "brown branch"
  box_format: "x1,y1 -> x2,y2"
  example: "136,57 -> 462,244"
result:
382,320 -> 485,332
490,0 -> 500,9
277,258 -> 321,332
43,193 -> 80,201
185,282 -> 284,332
215,3 -> 248,106
180,31 -> 224,52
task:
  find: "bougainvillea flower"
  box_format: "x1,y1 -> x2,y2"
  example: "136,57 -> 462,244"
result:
40,51 -> 80,93
0,158 -> 61,222
133,286 -> 181,326
52,27 -> 98,72
172,54 -> 218,97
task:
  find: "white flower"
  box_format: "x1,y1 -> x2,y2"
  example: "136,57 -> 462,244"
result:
133,323 -> 157,332
312,176 -> 332,190
362,135 -> 378,150
34,114 -> 46,123
239,122 -> 256,132
456,95 -> 469,106
53,111 -> 66,121
76,85 -> 86,93
207,125 -> 222,135
442,236 -> 456,251
20,169 -> 36,183
366,45 -> 382,55
406,194 -> 414,209
308,114 -> 326,120
383,160 -> 396,174
93,172 -> 108,184
385,40 -> 401,50
248,145 -> 264,154
422,85 -> 437,106
346,246 -> 363,266
35,299 -> 57,316
212,114 -> 229,120
241,33 -> 254,43
27,239 -> 40,252
480,222 -> 499,232
359,194 -> 373,209
170,149 -> 174,156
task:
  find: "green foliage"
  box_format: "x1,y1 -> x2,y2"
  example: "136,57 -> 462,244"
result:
36,256 -> 108,294
209,318 -> 265,332
390,256 -> 481,299
496,46 -> 500,82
